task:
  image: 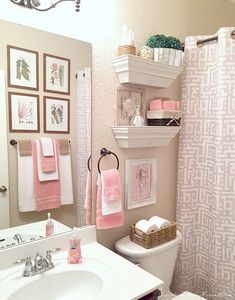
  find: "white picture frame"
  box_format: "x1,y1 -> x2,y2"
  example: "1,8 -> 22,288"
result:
125,158 -> 157,210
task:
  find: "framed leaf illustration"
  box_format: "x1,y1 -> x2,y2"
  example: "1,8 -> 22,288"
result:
44,53 -> 70,95
8,92 -> 40,132
7,45 -> 39,90
44,96 -> 70,133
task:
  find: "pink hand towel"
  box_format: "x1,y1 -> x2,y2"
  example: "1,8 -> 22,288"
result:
39,139 -> 56,173
101,169 -> 121,202
32,140 -> 61,211
96,175 -> 124,229
84,171 -> 92,224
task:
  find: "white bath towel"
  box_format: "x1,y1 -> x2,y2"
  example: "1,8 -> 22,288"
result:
36,139 -> 59,181
17,145 -> 36,212
135,219 -> 158,235
149,216 -> 171,229
39,137 -> 54,156
59,152 -> 74,205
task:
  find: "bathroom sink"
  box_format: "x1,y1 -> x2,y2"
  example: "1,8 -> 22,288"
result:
8,270 -> 103,300
0,257 -> 114,300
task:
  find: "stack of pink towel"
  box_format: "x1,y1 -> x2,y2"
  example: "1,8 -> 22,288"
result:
17,138 -> 73,212
96,169 -> 123,229
149,98 -> 180,111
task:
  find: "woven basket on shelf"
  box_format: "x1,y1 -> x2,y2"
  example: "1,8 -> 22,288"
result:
130,222 -> 176,249
118,45 -> 136,56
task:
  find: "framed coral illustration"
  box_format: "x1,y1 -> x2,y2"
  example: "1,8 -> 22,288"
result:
125,158 -> 157,210
43,53 -> 70,95
8,92 -> 40,132
44,96 -> 70,133
7,45 -> 39,90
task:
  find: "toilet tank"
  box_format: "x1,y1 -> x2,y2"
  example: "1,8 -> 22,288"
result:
115,230 -> 182,293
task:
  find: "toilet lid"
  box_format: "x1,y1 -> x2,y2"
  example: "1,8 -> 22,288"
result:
174,292 -> 206,300
115,230 -> 182,258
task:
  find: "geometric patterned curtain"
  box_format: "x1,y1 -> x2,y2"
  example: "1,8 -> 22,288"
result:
174,28 -> 235,300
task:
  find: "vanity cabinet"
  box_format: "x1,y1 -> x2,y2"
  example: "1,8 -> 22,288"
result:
111,55 -> 182,148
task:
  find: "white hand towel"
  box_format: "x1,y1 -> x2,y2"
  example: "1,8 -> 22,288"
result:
17,146 -> 36,212
36,139 -> 59,181
135,219 -> 158,236
149,216 -> 171,229
59,152 -> 74,205
39,137 -> 54,156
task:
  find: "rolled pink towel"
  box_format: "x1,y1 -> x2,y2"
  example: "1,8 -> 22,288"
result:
162,100 -> 176,110
149,99 -> 162,110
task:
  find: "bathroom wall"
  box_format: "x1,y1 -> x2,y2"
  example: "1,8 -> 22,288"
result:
0,0 -> 234,248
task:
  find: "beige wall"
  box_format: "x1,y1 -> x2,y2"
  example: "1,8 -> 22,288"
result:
91,0 -> 235,249
0,20 -> 91,228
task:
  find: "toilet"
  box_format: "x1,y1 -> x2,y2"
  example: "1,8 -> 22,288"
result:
115,230 -> 205,300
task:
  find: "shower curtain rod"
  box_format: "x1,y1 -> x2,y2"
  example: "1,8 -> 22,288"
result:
197,30 -> 235,46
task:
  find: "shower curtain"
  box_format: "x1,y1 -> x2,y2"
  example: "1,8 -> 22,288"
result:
175,28 -> 235,300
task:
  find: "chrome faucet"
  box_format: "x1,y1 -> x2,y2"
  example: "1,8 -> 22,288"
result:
13,233 -> 24,244
21,248 -> 61,277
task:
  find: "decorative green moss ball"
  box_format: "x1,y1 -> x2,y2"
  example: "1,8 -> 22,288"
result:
146,34 -> 182,50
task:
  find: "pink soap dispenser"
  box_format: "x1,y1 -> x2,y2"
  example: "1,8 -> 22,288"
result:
67,228 -> 82,264
45,212 -> 54,237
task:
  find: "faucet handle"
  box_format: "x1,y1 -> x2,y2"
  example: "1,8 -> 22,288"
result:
23,256 -> 33,277
45,250 -> 54,268
13,258 -> 26,265
34,251 -> 44,270
48,247 -> 62,253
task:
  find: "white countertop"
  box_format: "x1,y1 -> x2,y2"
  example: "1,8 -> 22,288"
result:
0,225 -> 163,300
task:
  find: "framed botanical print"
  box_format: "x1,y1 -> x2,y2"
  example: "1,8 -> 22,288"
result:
43,53 -> 70,95
7,45 -> 39,91
44,96 -> 70,133
125,158 -> 157,210
8,92 -> 40,132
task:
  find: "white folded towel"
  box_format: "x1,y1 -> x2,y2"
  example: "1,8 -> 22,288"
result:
36,139 -> 59,181
149,216 -> 171,229
59,150 -> 74,205
135,219 -> 158,236
17,146 -> 36,212
39,137 -> 54,156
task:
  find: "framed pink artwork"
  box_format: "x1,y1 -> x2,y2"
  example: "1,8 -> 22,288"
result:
125,158 -> 157,210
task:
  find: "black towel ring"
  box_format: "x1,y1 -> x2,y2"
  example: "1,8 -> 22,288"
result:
87,155 -> 91,172
97,148 -> 119,173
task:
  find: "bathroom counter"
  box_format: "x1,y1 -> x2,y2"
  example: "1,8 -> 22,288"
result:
0,225 -> 162,300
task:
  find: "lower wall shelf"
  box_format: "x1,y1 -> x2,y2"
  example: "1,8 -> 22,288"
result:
112,126 -> 181,148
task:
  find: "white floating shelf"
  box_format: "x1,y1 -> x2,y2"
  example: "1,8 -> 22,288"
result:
112,126 -> 181,148
112,54 -> 183,88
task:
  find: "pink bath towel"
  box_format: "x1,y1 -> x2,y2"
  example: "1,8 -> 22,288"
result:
39,139 -> 56,173
32,140 -> 61,211
96,175 -> 124,229
101,169 -> 121,202
84,171 -> 92,224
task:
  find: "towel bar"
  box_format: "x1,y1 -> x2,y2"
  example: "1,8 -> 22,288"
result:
10,139 -> 70,146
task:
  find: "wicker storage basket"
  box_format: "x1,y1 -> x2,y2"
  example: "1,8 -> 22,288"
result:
118,45 -> 136,56
130,222 -> 176,249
